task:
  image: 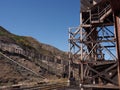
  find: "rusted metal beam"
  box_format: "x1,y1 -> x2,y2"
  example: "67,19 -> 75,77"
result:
114,14 -> 120,87
87,64 -> 118,85
110,0 -> 120,86
83,84 -> 120,89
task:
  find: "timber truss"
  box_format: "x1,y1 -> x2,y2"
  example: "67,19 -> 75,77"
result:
68,0 -> 119,89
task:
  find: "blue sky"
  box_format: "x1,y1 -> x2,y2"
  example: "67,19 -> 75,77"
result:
0,0 -> 80,51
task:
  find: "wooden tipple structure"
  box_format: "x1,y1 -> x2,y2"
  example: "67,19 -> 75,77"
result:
68,0 -> 120,89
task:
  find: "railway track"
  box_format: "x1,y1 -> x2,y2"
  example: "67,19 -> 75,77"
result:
22,82 -> 67,90
0,82 -> 68,90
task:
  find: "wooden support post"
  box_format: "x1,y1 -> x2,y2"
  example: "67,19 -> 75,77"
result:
114,14 -> 120,86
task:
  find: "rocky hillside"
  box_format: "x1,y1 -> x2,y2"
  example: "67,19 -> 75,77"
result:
0,26 -> 67,58
0,26 -> 69,86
